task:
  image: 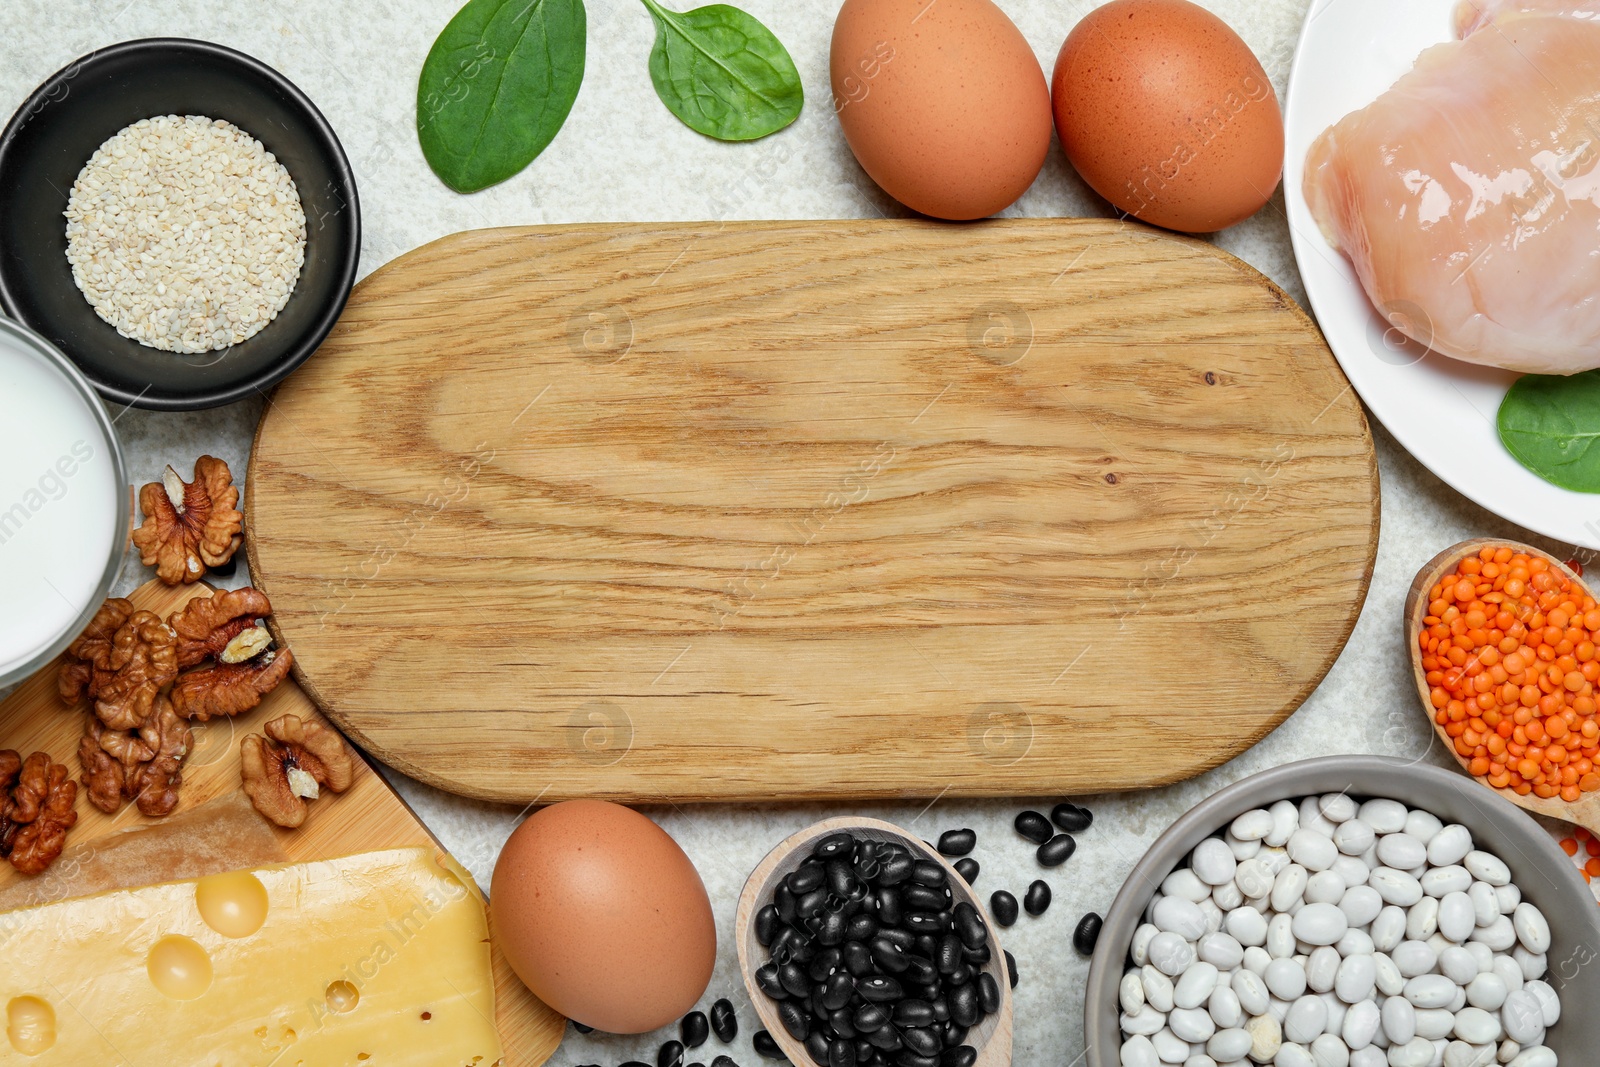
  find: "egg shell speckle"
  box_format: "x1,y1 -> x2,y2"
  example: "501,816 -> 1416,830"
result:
831,0 -> 1053,221
1051,0 -> 1284,233
490,799 -> 717,1034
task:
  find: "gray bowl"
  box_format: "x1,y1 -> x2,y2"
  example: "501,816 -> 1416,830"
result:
1085,756 -> 1600,1067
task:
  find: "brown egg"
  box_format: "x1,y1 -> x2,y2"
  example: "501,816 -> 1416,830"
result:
1051,0 -> 1284,233
831,0 -> 1053,221
490,800 -> 716,1033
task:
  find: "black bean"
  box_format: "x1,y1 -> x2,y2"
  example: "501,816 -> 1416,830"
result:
988,890 -> 1018,927
940,1048 -> 977,1067
776,882 -> 799,926
1073,911 -> 1103,956
789,862 -> 826,894
805,1033 -> 830,1067
842,939 -> 875,976
829,1007 -> 858,1039
1014,810 -> 1052,844
690,1062 -> 707,1067
573,1022 -> 595,1033
828,861 -> 860,897
1050,802 -> 1093,833
977,972 -> 1000,1014
875,886 -> 903,927
661,1041 -> 687,1067
909,861 -> 946,888
713,1057 -> 743,1067
869,936 -> 910,973
1023,879 -> 1052,916
770,926 -> 804,965
895,1051 -> 938,1067
949,982 -> 980,1028
893,999 -> 935,1028
952,903 -> 987,950
936,933 -> 963,975
779,1000 -> 811,1042
682,1011 -> 711,1049
879,852 -> 914,885
853,1003 -> 888,1033
936,829 -> 976,857
945,963 -> 973,986
952,858 -> 979,886
711,999 -> 738,1042
961,943 -> 991,965
753,1031 -> 785,1060
756,905 -> 781,947
814,832 -> 856,860
1037,833 -> 1076,868
757,962 -> 789,1000
865,1026 -> 901,1051
853,1040 -> 874,1066
1004,950 -> 1018,988
819,909 -> 849,946
930,997 -> 950,1023
905,912 -> 947,934
797,888 -> 828,919
878,927 -> 915,952
845,913 -> 878,943
823,971 -> 855,1011
857,975 -> 902,1002
809,947 -> 843,983
902,884 -> 948,913
623,1061 -> 654,1067
779,962 -> 811,998
902,956 -> 937,985
903,1028 -> 943,1060
829,1039 -> 858,1067
941,1023 -> 967,1050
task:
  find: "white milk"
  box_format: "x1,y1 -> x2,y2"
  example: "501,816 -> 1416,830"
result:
0,329 -> 122,682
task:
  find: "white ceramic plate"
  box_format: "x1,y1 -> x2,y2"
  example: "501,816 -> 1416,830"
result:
1284,0 -> 1600,548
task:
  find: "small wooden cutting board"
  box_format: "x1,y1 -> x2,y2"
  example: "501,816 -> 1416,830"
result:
0,580 -> 566,1066
247,219 -> 1379,804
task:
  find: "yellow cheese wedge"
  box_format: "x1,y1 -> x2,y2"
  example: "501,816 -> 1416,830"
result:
0,847 -> 503,1065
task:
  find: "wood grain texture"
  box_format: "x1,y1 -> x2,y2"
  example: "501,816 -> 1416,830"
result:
0,580 -> 565,1067
1406,540 -> 1600,835
735,817 -> 1013,1067
246,219 -> 1379,803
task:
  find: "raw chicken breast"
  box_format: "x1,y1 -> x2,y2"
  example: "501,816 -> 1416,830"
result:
1456,0 -> 1600,37
1304,8 -> 1600,374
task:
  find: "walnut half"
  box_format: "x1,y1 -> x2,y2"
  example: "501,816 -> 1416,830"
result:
0,751 -> 79,876
130,456 -> 243,585
57,599 -> 179,731
167,589 -> 294,722
240,716 -> 357,829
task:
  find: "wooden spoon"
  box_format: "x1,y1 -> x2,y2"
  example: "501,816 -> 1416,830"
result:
735,816 -> 1014,1067
1406,538 -> 1600,835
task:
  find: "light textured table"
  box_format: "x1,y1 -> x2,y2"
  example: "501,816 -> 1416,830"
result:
2,2 -> 1587,1065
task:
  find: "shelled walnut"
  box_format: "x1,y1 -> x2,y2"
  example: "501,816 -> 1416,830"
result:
78,698 -> 193,818
0,750 -> 79,875
58,598 -> 178,731
130,455 -> 243,585
167,588 -> 293,722
240,715 -> 357,828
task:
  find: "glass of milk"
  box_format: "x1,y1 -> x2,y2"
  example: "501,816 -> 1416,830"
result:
0,319 -> 126,688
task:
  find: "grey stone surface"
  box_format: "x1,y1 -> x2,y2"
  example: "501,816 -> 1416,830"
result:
2,1 -> 1594,1065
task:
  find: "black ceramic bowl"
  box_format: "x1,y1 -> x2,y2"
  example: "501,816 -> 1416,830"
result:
0,38 -> 360,410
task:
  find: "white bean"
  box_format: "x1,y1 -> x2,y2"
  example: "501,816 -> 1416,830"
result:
1439,892 -> 1476,943
1231,809 -> 1274,842
1170,1006 -> 1215,1044
1285,995 -> 1329,1043
1121,1035 -> 1159,1067
1334,954 -> 1376,1004
1464,852 -> 1510,887
1200,931 -> 1245,970
1523,980 -> 1559,1026
1427,826 -> 1474,868
1334,820 -> 1376,857
1511,905 -> 1550,955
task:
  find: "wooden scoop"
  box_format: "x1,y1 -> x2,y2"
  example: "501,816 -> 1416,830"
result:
1406,539 -> 1600,835
735,816 -> 1014,1067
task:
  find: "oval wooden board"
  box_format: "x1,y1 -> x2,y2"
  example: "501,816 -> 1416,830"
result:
0,580 -> 566,1066
247,219 -> 1379,804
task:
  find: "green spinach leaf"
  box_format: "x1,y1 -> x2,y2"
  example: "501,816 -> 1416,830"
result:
1498,370 -> 1600,492
418,0 -> 587,193
639,0 -> 803,141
